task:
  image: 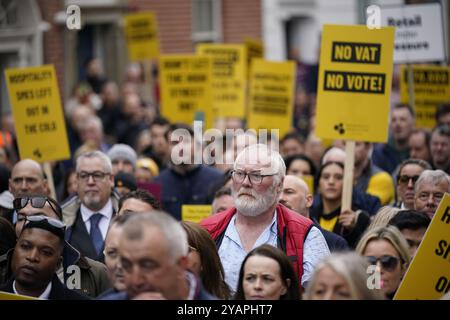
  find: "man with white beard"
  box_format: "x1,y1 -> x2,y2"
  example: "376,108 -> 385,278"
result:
201,144 -> 330,292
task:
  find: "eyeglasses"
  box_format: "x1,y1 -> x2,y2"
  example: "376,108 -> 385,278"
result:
25,215 -> 66,230
398,175 -> 420,185
77,171 -> 110,182
13,196 -> 62,217
366,255 -> 401,271
230,170 -> 276,185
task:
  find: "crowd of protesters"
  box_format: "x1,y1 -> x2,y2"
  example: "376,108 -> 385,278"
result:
0,58 -> 449,300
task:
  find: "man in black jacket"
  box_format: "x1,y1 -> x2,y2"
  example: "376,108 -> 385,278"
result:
0,216 -> 88,299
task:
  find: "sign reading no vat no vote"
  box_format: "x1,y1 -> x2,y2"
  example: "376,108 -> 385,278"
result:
315,25 -> 395,143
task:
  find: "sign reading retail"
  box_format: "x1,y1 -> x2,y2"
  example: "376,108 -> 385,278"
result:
381,3 -> 446,63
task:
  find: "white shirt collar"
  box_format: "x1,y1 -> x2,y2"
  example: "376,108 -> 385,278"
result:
186,271 -> 197,300
13,280 -> 52,300
80,199 -> 113,223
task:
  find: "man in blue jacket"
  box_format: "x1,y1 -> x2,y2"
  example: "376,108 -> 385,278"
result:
154,123 -> 224,220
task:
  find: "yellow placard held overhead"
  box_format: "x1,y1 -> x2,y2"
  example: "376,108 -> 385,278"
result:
315,25 -> 395,142
159,55 -> 214,128
245,38 -> 264,70
400,65 -> 450,129
182,205 -> 212,223
395,193 -> 450,300
4,65 -> 70,162
124,12 -> 160,62
197,44 -> 247,119
247,59 -> 296,139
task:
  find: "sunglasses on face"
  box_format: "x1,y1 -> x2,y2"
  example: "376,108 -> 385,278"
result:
398,175 -> 420,185
366,255 -> 401,271
13,196 -> 62,217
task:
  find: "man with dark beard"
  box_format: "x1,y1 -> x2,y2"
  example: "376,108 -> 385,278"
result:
200,144 -> 330,292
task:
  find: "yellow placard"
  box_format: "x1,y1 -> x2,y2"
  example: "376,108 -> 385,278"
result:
247,59 -> 296,139
124,12 -> 160,62
197,44 -> 247,119
4,65 -> 70,162
159,54 -> 214,129
245,38 -> 264,75
182,205 -> 212,223
400,65 -> 450,129
300,175 -> 314,195
315,25 -> 395,143
0,291 -> 38,300
394,193 -> 450,300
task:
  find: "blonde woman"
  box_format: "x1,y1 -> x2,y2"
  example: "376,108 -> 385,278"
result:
356,226 -> 410,299
367,206 -> 401,231
304,252 -> 385,300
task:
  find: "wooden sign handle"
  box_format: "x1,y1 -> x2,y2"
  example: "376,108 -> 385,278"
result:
43,162 -> 57,200
341,140 -> 355,212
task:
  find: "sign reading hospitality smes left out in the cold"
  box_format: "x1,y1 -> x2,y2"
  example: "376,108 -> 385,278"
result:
395,193 -> 450,300
197,44 -> 247,119
247,59 -> 296,139
124,12 -> 160,62
5,65 -> 70,162
315,25 -> 395,142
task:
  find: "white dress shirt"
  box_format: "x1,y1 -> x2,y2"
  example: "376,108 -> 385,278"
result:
80,199 -> 113,240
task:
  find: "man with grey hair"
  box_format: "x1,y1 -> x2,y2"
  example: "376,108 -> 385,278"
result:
101,211 -> 216,300
201,144 -> 330,292
63,151 -> 120,261
414,169 -> 450,219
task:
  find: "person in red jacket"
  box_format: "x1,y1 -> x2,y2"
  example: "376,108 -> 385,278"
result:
200,144 -> 330,293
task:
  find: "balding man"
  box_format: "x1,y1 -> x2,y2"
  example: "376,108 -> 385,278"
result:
6,159 -> 49,223
280,175 -> 348,252
201,144 -> 330,292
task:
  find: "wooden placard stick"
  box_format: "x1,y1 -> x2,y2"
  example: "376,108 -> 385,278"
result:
43,162 -> 57,200
341,140 -> 355,212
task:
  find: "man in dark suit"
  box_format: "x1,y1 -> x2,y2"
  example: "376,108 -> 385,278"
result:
62,151 -> 120,262
101,211 -> 216,300
0,216 -> 88,299
280,175 -> 349,252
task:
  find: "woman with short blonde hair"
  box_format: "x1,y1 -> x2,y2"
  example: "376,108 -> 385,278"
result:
304,252 -> 385,300
356,226 -> 410,299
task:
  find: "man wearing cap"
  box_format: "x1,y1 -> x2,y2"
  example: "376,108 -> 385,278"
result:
0,195 -> 112,298
0,215 -> 89,299
62,151 -> 120,262
114,172 -> 137,197
107,143 -> 137,175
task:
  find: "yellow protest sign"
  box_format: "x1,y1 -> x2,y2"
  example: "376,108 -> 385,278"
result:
159,55 -> 215,129
315,25 -> 395,142
4,65 -> 70,162
182,205 -> 212,223
394,193 -> 450,300
300,175 -> 314,195
247,59 -> 296,139
197,44 -> 247,118
0,291 -> 38,300
400,65 -> 450,129
124,12 -> 160,62
245,38 -> 264,71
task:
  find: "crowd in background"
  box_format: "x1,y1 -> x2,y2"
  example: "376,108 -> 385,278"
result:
0,57 -> 449,300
